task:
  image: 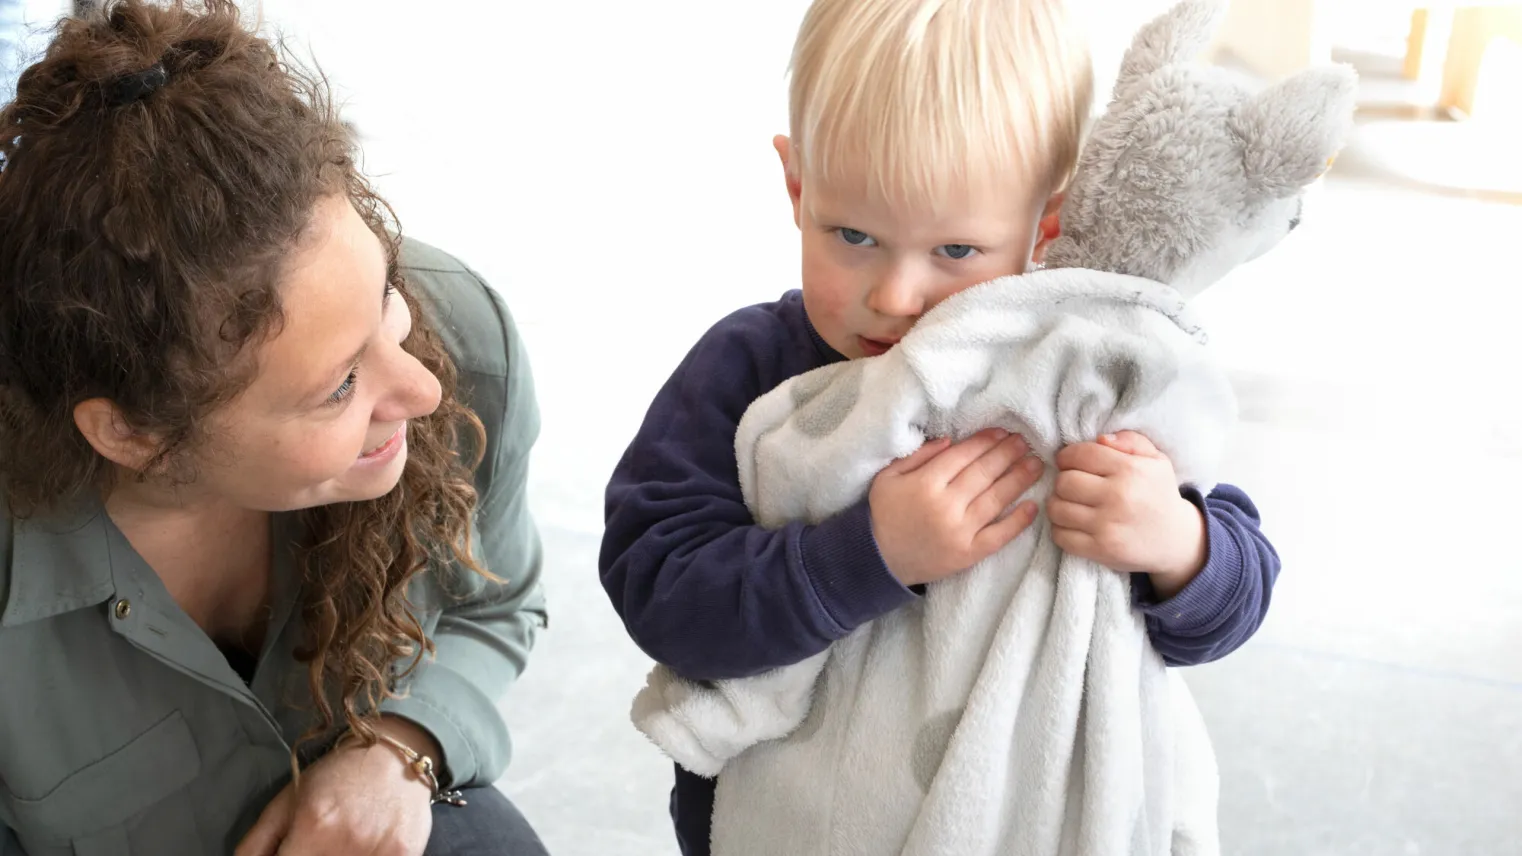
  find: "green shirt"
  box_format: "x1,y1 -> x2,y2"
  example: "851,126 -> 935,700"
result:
0,239 -> 547,856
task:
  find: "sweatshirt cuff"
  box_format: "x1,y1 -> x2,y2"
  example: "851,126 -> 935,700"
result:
1136,487 -> 1245,635
799,499 -> 916,635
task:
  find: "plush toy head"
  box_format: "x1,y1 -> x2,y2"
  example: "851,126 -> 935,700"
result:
1042,0 -> 1359,298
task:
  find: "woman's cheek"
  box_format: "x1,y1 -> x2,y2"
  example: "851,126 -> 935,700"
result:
296,421 -> 368,482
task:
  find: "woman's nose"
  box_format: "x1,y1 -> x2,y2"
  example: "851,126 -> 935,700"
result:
373,350 -> 442,424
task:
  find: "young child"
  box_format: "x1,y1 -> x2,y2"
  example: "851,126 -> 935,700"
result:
599,0 -> 1281,852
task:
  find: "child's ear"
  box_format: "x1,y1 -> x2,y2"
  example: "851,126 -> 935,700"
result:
773,135 -> 803,228
1030,193 -> 1064,265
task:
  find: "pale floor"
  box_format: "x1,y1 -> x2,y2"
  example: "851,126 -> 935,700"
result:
9,3 -> 1522,854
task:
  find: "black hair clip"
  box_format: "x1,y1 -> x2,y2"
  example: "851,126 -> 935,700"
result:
105,61 -> 168,107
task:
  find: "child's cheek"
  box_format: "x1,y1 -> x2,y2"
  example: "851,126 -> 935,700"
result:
800,248 -> 854,321
803,280 -> 856,342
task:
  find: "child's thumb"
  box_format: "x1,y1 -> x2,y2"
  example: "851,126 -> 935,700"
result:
887,436 -> 950,474
1099,430 -> 1161,458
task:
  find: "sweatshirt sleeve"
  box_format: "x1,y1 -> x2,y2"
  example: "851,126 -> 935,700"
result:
1137,484 -> 1281,666
599,310 -> 914,681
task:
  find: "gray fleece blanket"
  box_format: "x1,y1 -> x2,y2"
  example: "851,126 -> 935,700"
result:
633,269 -> 1233,855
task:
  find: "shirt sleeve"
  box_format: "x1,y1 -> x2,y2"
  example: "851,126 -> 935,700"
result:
1136,483 -> 1281,666
599,316 -> 914,682
380,282 -> 546,790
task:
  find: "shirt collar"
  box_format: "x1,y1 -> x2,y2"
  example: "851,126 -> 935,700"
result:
2,496 -> 121,626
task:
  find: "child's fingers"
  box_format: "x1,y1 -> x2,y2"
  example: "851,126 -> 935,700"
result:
948,434 -> 1032,500
1054,441 -> 1128,476
1050,524 -> 1098,558
1098,430 -> 1162,458
1053,469 -> 1107,506
968,454 -> 1044,522
883,437 -> 952,475
1046,497 -> 1097,531
921,429 -> 1018,483
974,500 -> 1039,555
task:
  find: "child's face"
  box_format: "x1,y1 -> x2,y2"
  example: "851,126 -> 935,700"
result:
776,136 -> 1058,360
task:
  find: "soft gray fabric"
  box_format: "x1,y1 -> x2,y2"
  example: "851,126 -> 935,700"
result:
636,271 -> 1230,856
631,2 -> 1357,854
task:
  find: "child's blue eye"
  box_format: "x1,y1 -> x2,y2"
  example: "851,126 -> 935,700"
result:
938,244 -> 977,260
837,228 -> 876,248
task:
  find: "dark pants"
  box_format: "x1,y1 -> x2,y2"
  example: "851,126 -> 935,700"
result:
671,766 -> 715,856
425,787 -> 550,856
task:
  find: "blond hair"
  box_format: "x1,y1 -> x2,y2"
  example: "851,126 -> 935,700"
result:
787,0 -> 1093,212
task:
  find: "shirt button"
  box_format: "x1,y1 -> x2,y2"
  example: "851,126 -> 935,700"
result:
113,599 -> 132,620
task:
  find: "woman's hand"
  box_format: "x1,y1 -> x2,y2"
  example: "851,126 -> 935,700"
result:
234,717 -> 439,856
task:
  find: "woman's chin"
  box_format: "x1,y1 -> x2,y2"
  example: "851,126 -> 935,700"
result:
313,445 -> 410,507
348,461 -> 409,503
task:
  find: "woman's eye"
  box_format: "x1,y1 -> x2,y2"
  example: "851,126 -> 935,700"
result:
328,369 -> 358,406
837,228 -> 876,248
938,244 -> 977,260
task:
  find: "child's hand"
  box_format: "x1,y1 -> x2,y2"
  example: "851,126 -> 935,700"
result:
869,428 -> 1044,587
1049,431 -> 1206,598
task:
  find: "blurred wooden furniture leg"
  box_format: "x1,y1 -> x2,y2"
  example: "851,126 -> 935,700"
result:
1405,7 -> 1457,104
1439,4 -> 1522,118
1406,8 -> 1430,78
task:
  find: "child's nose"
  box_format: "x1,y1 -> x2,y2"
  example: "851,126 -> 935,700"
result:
866,268 -> 927,318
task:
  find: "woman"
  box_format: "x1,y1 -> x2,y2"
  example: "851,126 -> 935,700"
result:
0,2 -> 549,854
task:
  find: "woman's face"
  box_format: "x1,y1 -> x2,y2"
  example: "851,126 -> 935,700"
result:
190,195 -> 443,512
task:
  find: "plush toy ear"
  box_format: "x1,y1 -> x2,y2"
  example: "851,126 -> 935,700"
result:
1230,65 -> 1359,197
1114,0 -> 1227,95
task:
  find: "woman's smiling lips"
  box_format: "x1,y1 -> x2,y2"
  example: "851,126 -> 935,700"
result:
356,424 -> 404,465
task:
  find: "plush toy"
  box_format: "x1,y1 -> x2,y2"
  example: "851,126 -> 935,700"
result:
1043,1 -> 1352,293
632,3 -> 1358,855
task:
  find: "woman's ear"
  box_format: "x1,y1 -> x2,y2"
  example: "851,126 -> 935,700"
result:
1031,193 -> 1064,265
774,135 -> 804,228
72,399 -> 161,472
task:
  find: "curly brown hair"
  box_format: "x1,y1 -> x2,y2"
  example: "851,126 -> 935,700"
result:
0,0 -> 486,762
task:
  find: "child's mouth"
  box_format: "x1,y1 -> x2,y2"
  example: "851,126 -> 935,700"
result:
858,337 -> 899,357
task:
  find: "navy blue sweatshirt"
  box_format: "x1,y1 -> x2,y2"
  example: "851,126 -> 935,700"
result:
599,290 -> 1281,856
